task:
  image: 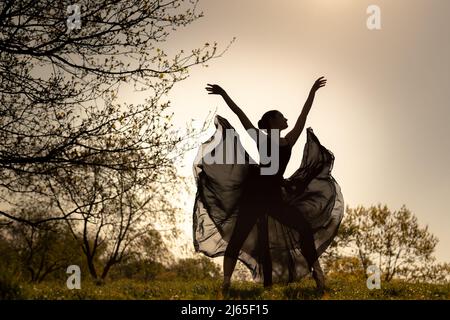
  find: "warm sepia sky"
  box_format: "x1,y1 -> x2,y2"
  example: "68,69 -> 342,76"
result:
132,0 -> 450,262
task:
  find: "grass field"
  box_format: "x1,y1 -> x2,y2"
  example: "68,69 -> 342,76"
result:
6,275 -> 449,300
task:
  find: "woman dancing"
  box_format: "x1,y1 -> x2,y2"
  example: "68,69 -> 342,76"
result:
192,77 -> 344,294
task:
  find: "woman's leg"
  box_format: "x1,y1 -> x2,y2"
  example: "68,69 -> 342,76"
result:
273,202 -> 319,272
223,204 -> 259,288
258,214 -> 272,287
256,186 -> 277,288
295,213 -> 318,271
274,202 -> 325,291
312,259 -> 325,291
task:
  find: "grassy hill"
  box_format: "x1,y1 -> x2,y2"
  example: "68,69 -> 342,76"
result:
6,275 -> 449,300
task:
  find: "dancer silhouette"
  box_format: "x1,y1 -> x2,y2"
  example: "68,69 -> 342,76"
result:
193,77 -> 344,295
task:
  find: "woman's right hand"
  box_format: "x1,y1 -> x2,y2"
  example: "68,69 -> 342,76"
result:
205,84 -> 226,96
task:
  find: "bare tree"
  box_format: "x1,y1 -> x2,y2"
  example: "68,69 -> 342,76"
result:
46,145 -> 184,281
0,0 -> 232,224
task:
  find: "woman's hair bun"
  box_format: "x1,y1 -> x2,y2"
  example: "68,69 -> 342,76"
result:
257,119 -> 265,129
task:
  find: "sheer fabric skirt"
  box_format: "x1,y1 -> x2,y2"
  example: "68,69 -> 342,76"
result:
192,115 -> 344,283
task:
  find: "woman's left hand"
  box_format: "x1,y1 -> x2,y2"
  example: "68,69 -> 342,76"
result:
311,76 -> 327,92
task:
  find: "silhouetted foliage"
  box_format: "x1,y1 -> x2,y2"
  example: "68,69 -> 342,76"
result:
324,204 -> 449,283
0,204 -> 81,283
170,256 -> 221,280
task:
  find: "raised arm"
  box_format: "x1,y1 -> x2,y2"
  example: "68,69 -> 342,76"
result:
285,77 -> 327,147
205,84 -> 258,139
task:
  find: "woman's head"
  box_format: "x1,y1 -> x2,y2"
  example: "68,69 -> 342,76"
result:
257,110 -> 288,131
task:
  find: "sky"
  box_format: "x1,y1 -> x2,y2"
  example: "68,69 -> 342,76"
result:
133,0 -> 450,262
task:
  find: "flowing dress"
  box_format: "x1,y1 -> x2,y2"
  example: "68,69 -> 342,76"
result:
192,115 -> 344,283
